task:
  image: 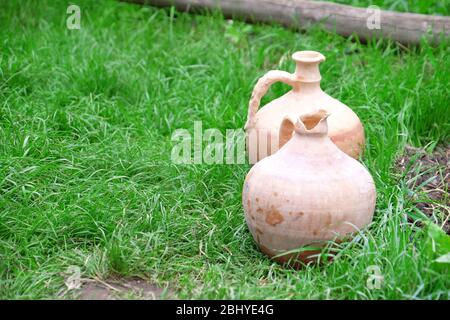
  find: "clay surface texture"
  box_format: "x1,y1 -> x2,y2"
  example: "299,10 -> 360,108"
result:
246,51 -> 365,163
243,110 -> 376,265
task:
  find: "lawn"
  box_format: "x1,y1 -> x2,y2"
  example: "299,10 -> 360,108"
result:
0,0 -> 449,299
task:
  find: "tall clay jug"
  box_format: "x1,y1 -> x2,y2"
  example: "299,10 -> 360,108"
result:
243,110 -> 376,266
245,51 -> 365,163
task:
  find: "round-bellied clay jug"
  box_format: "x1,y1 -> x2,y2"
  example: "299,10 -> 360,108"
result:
242,110 -> 376,266
245,51 -> 365,164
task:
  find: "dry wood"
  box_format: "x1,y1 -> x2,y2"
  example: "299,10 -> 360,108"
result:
125,0 -> 450,45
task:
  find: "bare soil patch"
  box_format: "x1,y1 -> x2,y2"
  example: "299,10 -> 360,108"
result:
396,144 -> 449,234
74,277 -> 170,300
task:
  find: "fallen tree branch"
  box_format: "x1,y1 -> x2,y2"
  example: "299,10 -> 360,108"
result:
125,0 -> 450,45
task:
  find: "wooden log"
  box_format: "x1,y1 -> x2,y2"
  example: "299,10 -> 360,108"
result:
124,0 -> 450,45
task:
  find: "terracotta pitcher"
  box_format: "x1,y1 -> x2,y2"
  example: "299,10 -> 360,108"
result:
245,51 -> 365,163
243,110 -> 376,265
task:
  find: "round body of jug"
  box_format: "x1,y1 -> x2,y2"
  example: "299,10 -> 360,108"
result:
243,110 -> 376,265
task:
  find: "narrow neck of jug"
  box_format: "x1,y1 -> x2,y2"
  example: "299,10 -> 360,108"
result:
280,110 -> 331,155
292,51 -> 325,88
295,109 -> 330,137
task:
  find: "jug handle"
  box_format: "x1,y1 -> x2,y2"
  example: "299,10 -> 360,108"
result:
245,70 -> 298,130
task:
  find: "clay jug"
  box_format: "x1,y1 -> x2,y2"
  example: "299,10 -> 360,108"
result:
245,51 -> 365,163
242,110 -> 376,265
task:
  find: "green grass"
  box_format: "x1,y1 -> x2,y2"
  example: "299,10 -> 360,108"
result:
0,0 -> 449,299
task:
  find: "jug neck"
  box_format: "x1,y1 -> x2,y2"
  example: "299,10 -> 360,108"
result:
279,110 -> 331,156
295,109 -> 330,137
294,81 -> 322,94
291,51 -> 325,92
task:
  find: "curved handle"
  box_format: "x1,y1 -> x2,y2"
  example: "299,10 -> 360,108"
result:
245,70 -> 298,130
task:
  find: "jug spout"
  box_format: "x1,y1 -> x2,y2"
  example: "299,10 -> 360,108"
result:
278,109 -> 330,147
296,109 -> 330,136
292,51 -> 325,83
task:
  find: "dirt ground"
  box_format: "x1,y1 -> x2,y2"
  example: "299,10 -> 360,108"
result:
395,144 -> 449,234
59,273 -> 171,300
75,277 -> 169,300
